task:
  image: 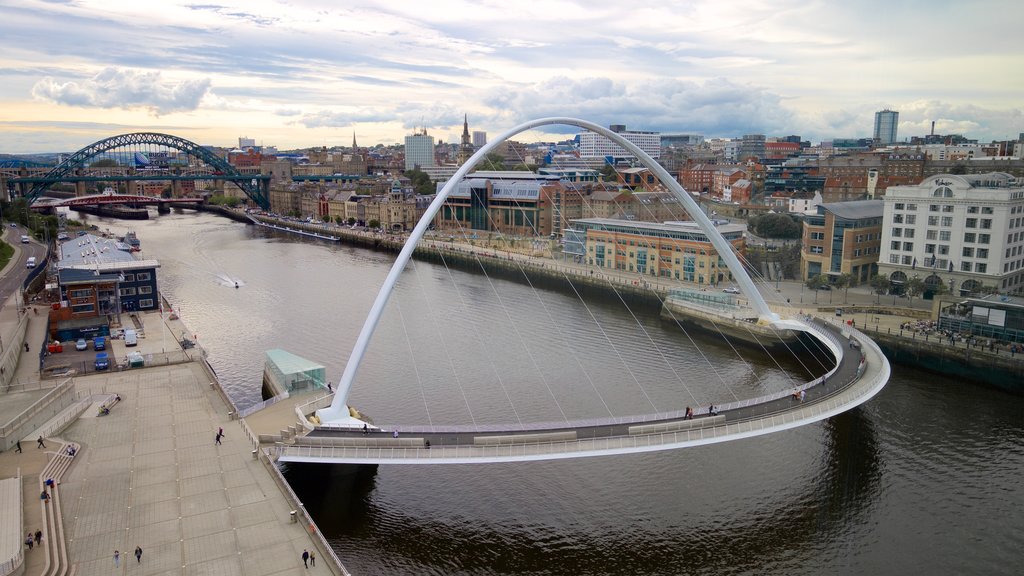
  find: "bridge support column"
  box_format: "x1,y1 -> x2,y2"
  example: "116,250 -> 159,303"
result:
75,181 -> 87,197
172,179 -> 184,199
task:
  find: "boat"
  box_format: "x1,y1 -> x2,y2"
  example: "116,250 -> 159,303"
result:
120,231 -> 141,251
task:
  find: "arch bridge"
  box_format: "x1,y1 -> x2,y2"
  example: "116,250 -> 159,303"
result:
16,133 -> 270,209
247,117 -> 891,465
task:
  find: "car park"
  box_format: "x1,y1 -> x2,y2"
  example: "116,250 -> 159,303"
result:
75,338 -> 88,351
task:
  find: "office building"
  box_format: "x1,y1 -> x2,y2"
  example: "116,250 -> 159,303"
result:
801,200 -> 884,285
404,129 -> 435,170
878,173 -> 1024,296
874,109 -> 899,145
578,125 -> 661,160
472,131 -> 487,148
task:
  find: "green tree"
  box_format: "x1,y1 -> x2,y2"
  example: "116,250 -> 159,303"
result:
949,163 -> 967,175
403,168 -> 436,195
334,216 -> 345,225
834,273 -> 853,303
905,276 -> 926,303
347,217 -> 356,226
751,213 -> 801,239
599,163 -> 617,181
480,153 -> 506,171
806,274 -> 827,304
368,219 -> 380,229
321,214 -> 331,223
869,274 -> 890,304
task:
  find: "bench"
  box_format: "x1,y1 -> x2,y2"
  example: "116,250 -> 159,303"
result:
628,415 -> 726,435
473,430 -> 577,446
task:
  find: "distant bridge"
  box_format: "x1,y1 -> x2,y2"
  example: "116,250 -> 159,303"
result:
8,133 -> 272,209
31,192 -> 206,209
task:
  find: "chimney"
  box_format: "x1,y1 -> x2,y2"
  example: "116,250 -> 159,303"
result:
931,121 -> 935,136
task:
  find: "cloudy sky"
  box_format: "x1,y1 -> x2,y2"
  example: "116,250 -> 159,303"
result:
1,0 -> 1022,153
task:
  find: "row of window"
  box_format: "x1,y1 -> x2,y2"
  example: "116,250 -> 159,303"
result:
120,286 -> 153,297
1005,260 -> 1024,273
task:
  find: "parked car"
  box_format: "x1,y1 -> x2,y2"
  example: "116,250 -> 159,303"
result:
93,336 -> 106,351
94,352 -> 110,370
75,338 -> 88,351
722,287 -> 741,294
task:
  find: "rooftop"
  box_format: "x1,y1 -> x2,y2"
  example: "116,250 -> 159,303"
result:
819,199 -> 883,220
58,234 -> 160,270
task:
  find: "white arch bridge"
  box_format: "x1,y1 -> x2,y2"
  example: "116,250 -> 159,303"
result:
273,117 -> 891,465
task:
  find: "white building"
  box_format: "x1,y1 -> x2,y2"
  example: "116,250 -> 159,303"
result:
789,191 -> 823,214
878,173 -> 1024,296
404,130 -> 435,170
578,125 -> 660,160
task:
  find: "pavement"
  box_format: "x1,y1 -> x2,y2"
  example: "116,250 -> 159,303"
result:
0,226 -> 347,575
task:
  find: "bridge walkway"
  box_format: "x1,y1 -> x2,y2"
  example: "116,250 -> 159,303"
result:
274,318 -> 886,464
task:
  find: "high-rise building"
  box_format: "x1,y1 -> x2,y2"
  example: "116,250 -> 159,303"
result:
738,134 -> 766,161
472,131 -> 487,148
238,136 -> 256,149
874,109 -> 899,145
404,129 -> 435,170
578,125 -> 660,160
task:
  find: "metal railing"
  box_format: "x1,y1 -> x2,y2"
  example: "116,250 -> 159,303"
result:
0,378 -> 75,438
0,469 -> 23,576
236,391 -> 290,419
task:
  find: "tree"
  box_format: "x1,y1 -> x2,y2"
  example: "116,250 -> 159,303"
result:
806,274 -> 827,304
750,213 -> 801,239
403,168 -> 435,195
334,216 -> 345,225
599,163 -> 617,181
368,219 -> 380,230
480,153 -> 506,171
834,273 -> 853,303
949,163 -> 967,175
905,276 -> 926,303
347,217 -> 356,226
869,274 -> 890,304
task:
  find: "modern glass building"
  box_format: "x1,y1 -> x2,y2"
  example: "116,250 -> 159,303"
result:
874,109 -> 899,145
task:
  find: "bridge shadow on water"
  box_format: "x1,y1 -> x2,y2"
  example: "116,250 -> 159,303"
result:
282,406 -> 881,575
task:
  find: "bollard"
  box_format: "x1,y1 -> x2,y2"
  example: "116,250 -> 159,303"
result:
290,510 -> 297,523
227,411 -> 234,420
252,449 -> 258,460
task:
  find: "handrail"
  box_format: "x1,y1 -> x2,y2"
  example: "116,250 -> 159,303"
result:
0,469 -> 23,576
0,378 -> 75,437
236,391 -> 290,419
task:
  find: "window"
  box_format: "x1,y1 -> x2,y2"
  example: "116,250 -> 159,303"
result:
894,203 -> 905,210
967,206 -> 979,214
892,227 -> 902,237
981,219 -> 992,229
122,273 -> 135,282
810,246 -> 823,254
137,272 -> 151,281
139,286 -> 153,294
928,216 -> 939,226
962,247 -> 974,257
941,217 -> 953,227
893,214 -> 904,223
139,299 -> 154,308
938,245 -> 949,255
902,255 -> 913,265
69,289 -> 92,298
982,207 -> 993,215
977,249 -> 989,259
904,228 -> 915,238
940,231 -> 952,241
903,242 -> 914,251
907,204 -> 917,211
964,232 -> 976,243
119,287 -> 136,296
943,205 -> 954,213
961,262 -> 972,272
925,244 -> 936,254
966,218 -> 977,228
906,214 -> 916,225
929,205 -> 939,212
976,263 -> 987,273
72,303 -> 95,314
979,234 -> 991,244
927,230 -> 938,240
891,241 -> 901,250
889,254 -> 900,264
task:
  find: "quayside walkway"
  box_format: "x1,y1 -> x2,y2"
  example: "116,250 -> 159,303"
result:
268,318 -> 888,465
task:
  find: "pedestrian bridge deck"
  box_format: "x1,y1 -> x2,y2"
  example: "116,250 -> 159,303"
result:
267,319 -> 889,465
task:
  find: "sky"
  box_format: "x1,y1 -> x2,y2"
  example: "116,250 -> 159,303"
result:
1,0 -> 1022,153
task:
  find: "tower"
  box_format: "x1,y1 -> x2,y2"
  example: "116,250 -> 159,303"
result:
352,132 -> 357,151
458,114 -> 474,165
874,109 -> 899,145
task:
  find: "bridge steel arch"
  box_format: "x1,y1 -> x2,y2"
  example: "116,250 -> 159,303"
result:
26,132 -> 270,208
318,117 -> 780,426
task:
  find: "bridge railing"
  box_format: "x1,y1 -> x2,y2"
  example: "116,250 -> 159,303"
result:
236,391 -> 290,419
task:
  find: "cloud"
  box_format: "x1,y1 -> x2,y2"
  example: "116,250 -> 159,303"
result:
274,108 -> 302,117
31,67 -> 212,115
482,76 -> 794,138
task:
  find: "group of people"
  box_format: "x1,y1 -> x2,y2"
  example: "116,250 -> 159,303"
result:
24,530 -> 42,550
112,547 -> 143,567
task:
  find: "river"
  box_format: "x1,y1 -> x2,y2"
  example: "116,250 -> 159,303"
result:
73,210 -> 1024,575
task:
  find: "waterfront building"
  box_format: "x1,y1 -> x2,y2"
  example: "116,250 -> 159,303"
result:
578,125 -> 661,161
434,171 -> 564,237
404,129 -> 436,170
937,294 -> 1024,344
55,234 -> 161,337
801,200 -> 884,285
874,109 -> 899,145
877,173 -> 1024,296
563,218 -> 745,284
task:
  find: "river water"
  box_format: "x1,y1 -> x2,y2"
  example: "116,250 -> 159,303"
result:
75,211 -> 1024,575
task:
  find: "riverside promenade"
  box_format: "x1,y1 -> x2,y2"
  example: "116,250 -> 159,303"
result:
0,232 -> 349,575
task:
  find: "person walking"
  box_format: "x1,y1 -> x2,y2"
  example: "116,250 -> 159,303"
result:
302,549 -> 309,568
25,533 -> 33,550
310,551 -> 316,566
14,440 -> 21,453
135,545 -> 143,563
34,530 -> 42,545
113,550 -> 121,568
215,431 -> 222,445
37,436 -> 46,449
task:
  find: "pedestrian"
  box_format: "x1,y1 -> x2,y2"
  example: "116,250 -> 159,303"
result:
135,545 -> 142,563
327,381 -> 333,393
302,549 -> 309,568
310,551 -> 316,566
14,440 -> 21,453
362,423 -> 368,435
215,432 -> 222,445
24,341 -> 30,352
37,436 -> 46,449
40,490 -> 50,503
218,427 -> 225,438
392,430 -> 399,438
25,533 -> 33,550
35,530 -> 42,545
114,550 -> 120,568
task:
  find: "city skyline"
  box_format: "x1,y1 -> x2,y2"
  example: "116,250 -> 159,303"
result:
1,0 -> 1022,153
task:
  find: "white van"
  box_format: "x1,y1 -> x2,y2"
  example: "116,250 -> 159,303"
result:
26,256 -> 36,268
124,329 -> 138,347
20,235 -> 29,244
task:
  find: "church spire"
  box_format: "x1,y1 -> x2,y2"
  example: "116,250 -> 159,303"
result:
352,131 -> 357,151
